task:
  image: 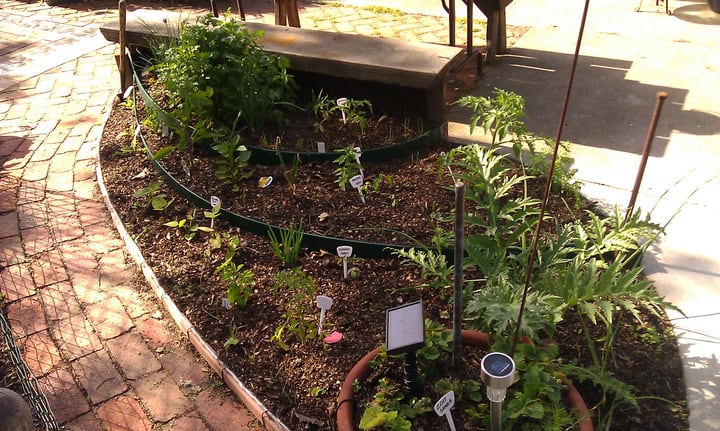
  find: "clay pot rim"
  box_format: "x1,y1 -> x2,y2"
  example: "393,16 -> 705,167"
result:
336,329 -> 593,431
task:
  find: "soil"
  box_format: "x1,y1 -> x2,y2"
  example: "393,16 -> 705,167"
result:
94,71 -> 690,430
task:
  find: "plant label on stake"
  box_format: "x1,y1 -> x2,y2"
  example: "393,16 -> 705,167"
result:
349,174 -> 365,204
434,391 -> 456,431
316,295 -> 333,335
317,141 -> 326,153
353,146 -> 364,178
209,196 -> 221,229
337,97 -> 348,124
336,246 -> 353,279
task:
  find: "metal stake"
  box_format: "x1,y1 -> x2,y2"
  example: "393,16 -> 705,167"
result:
625,91 -> 669,222
453,182 -> 465,370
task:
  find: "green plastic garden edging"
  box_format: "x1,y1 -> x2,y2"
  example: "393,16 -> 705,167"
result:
133,62 -> 446,166
131,71 -> 452,259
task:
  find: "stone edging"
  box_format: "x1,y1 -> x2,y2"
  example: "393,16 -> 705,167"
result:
94,96 -> 292,431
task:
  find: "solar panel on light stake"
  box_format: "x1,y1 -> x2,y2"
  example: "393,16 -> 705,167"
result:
481,352 -> 516,431
385,300 -> 425,395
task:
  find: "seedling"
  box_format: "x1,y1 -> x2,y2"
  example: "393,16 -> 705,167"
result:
333,146 -> 364,191
163,209 -> 213,240
267,225 -> 304,267
133,181 -> 174,211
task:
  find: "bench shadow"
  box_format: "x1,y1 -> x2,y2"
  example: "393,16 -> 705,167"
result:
448,47 -> 720,157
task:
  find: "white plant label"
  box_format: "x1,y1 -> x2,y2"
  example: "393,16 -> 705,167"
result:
317,141 -> 326,153
316,295 -> 333,335
123,85 -> 134,101
336,246 -> 353,278
161,125 -> 169,138
209,196 -> 221,229
336,246 -> 353,258
434,391 -> 456,431
221,297 -> 231,309
353,146 -> 364,177
349,174 -> 365,204
337,97 -> 348,124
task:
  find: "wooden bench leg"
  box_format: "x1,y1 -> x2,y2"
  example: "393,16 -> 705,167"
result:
236,0 -> 246,20
485,10 -> 500,63
497,8 -> 508,54
425,79 -> 447,127
274,0 -> 300,27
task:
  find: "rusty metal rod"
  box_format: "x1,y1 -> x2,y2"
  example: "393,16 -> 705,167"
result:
511,0 -> 592,358
625,91 -> 669,222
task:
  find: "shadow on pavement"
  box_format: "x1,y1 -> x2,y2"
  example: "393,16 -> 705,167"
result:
450,47 -> 720,156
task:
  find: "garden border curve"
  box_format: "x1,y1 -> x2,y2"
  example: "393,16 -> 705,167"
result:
95,102 -> 293,431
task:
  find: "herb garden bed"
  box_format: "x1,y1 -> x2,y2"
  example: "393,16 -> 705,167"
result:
99,99 -> 688,431
97,10 -> 688,431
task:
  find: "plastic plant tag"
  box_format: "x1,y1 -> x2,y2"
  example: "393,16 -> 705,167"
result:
353,146 -> 364,177
337,97 -> 348,124
323,331 -> 343,344
258,176 -> 273,188
161,125 -> 169,138
336,246 -> 353,257
221,298 -> 231,309
209,196 -> 221,229
336,246 -> 353,278
434,391 -> 456,431
316,295 -> 333,335
349,174 -> 365,204
317,141 -> 326,153
122,85 -> 134,101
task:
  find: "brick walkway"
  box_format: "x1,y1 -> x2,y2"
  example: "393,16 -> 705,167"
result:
0,0 -> 473,429
0,0 -> 267,428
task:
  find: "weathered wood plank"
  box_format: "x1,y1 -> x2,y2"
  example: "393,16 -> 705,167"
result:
99,10 -> 465,90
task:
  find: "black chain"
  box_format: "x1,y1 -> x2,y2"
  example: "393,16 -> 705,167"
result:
0,309 -> 60,431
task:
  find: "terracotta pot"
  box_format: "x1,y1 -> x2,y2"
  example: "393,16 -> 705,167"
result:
336,330 -> 593,431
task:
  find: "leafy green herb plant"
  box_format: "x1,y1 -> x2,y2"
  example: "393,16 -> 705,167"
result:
133,181 -> 174,211
271,268 -> 318,350
211,134 -> 253,188
333,146 -> 363,191
149,12 -> 298,148
267,225 -> 303,267
163,209 -> 213,240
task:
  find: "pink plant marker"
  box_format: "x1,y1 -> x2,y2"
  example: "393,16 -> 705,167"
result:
323,331 -> 343,344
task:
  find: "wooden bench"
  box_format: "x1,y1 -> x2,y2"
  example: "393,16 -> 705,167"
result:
99,10 -> 466,125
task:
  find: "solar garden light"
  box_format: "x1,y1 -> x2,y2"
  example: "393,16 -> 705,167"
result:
385,300 -> 425,395
481,352 -> 516,431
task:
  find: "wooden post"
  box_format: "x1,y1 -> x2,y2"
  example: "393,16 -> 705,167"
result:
274,0 -> 300,27
210,0 -> 219,17
236,0 -> 246,20
117,0 -> 129,100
